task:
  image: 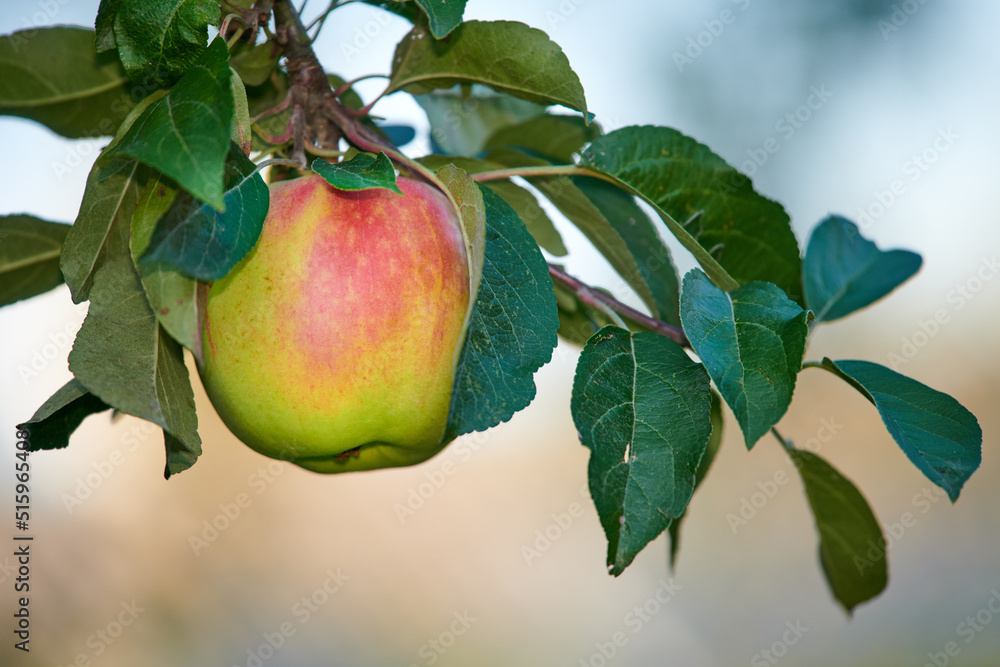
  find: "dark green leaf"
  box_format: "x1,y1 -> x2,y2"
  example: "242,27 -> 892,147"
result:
573,177 -> 681,326
131,172 -> 204,354
484,114 -> 600,164
61,157 -> 141,303
141,144 -> 268,281
95,0 -> 123,52
580,126 -> 802,302
818,359 -> 981,501
109,37 -> 234,210
416,84 -> 545,156
804,215 -> 922,323
413,0 -> 468,38
445,185 -> 559,438
668,390 -> 723,569
481,180 -> 566,256
388,21 -> 588,115
111,0 -> 217,86
69,255 -> 201,474
788,447 -> 888,613
0,215 -> 71,307
312,152 -> 402,194
360,0 -> 421,22
17,380 -> 110,451
680,269 -> 808,448
0,27 -> 136,139
571,326 -> 713,575
164,431 -> 200,478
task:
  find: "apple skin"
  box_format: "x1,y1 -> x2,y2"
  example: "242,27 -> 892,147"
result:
198,173 -> 470,473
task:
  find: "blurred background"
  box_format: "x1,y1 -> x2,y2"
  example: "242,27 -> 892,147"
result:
1,0 -> 998,664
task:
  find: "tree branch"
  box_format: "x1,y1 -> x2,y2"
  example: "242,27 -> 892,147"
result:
272,0 -> 342,164
548,264 -> 689,348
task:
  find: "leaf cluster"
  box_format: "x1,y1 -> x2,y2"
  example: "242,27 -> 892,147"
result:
0,0 -> 981,611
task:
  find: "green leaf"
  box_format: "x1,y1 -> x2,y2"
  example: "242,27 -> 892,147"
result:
140,144 -> 269,281
417,154 -> 568,255
580,126 -> 802,302
445,185 -> 559,438
435,165 -> 487,311
804,215 -> 922,323
361,0 -> 421,23
668,390 -> 723,569
111,0 -> 217,86
680,269 -> 809,448
312,152 -> 402,194
95,0 -> 123,52
0,215 -> 71,307
416,84 -> 545,157
573,177 -> 681,326
229,40 -> 281,87
61,157 -> 141,303
531,175 -> 658,319
17,380 -> 110,451
787,447 -> 888,613
163,431 -> 200,478
571,326 -> 713,575
484,114 -> 600,164
68,255 -> 202,475
486,146 -> 676,322
109,37 -> 234,210
230,68 -> 251,155
481,180 -> 566,256
131,173 -> 204,355
388,21 -> 588,115
413,0 -> 468,38
818,359 -> 981,501
0,27 -> 136,139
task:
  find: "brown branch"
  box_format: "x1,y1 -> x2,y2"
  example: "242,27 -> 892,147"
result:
548,264 -> 689,348
272,0 -> 342,163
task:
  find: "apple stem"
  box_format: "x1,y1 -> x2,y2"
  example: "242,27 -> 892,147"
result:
547,264 -> 689,348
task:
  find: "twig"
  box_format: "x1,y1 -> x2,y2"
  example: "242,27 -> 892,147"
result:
548,264 -> 689,348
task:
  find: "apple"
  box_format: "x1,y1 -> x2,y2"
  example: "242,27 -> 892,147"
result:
198,173 -> 471,473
